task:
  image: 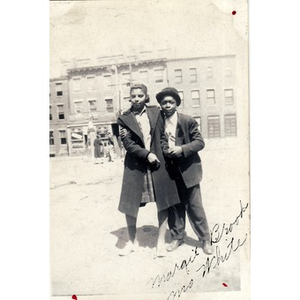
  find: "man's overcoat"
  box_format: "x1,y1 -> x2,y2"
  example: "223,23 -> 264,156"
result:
118,106 -> 180,218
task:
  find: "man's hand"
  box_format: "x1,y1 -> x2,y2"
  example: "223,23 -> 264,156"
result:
120,127 -> 129,139
168,146 -> 183,157
147,153 -> 160,165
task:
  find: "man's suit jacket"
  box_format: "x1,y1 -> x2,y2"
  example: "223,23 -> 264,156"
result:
161,112 -> 205,189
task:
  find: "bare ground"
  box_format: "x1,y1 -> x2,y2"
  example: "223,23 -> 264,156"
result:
50,139 -> 250,299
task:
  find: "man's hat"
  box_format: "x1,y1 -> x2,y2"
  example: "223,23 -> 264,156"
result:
156,87 -> 181,106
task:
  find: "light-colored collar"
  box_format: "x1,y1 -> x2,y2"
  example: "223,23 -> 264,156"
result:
165,111 -> 178,124
132,106 -> 147,116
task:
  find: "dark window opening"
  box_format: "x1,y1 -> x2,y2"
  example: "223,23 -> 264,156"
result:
208,116 -> 220,138
49,132 -> 54,145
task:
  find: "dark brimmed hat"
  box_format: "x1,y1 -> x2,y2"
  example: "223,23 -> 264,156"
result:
156,87 -> 181,106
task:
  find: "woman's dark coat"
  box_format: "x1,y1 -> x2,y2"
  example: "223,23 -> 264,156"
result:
93,138 -> 103,158
118,106 -> 180,218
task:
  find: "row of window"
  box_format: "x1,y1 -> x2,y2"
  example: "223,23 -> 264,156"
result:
49,104 -> 65,120
206,114 -> 237,138
174,66 -> 231,84
178,88 -> 234,107
49,130 -> 67,145
192,115 -> 237,138
69,69 -> 164,93
73,99 -> 114,114
50,98 -> 114,121
50,87 -> 235,121
171,66 -> 230,83
54,65 -> 233,95
49,114 -> 236,146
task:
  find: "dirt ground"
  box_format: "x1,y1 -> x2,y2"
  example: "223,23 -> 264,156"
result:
50,138 -> 250,300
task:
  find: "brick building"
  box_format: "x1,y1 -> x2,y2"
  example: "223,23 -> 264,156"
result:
49,76 -> 69,156
166,55 -> 237,139
50,52 -> 237,156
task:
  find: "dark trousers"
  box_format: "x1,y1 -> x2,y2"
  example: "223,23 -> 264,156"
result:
168,175 -> 210,242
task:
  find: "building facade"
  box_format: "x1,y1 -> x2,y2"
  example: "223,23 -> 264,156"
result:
166,55 -> 237,139
50,52 -> 237,156
49,76 -> 69,156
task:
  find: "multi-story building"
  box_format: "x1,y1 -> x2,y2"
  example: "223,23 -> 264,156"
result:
50,51 -> 237,156
49,76 -> 69,156
166,55 -> 237,139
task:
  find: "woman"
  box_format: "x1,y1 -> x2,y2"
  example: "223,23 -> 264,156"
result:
93,135 -> 103,159
117,83 -> 180,257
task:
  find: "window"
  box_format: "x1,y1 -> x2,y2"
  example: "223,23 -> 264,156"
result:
190,68 -> 197,82
122,72 -> 130,86
174,69 -> 182,83
59,130 -> 67,144
139,70 -> 148,83
57,105 -> 65,120
49,131 -> 54,145
191,90 -> 200,107
49,106 -> 52,121
207,67 -> 213,79
224,114 -> 237,136
194,116 -> 202,132
224,67 -> 233,77
105,99 -> 114,113
74,101 -> 83,114
87,76 -> 96,91
73,78 -> 82,92
224,89 -> 234,105
206,89 -> 216,105
178,91 -> 184,108
208,116 -> 220,138
88,100 -> 97,112
55,82 -> 63,96
154,68 -> 164,83
103,74 -> 112,88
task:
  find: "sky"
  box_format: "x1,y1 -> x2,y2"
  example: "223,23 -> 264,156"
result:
50,0 -> 247,78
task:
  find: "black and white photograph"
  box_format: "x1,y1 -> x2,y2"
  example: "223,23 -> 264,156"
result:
49,0 -> 250,299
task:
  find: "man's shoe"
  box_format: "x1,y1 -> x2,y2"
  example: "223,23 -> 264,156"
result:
119,241 -> 135,256
167,239 -> 184,252
202,241 -> 213,255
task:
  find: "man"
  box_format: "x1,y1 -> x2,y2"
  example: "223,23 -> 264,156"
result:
156,87 -> 213,255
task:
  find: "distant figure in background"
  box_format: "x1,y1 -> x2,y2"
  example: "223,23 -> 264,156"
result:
93,135 -> 104,160
107,141 -> 114,162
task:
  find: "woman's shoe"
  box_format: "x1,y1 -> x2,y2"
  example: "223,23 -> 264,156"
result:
155,245 -> 167,258
119,241 -> 135,256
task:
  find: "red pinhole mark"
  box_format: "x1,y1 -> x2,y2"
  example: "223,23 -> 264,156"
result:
72,295 -> 77,300
222,283 -> 228,287
232,10 -> 237,15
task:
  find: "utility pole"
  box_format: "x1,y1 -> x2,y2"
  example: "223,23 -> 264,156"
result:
111,65 -> 122,116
